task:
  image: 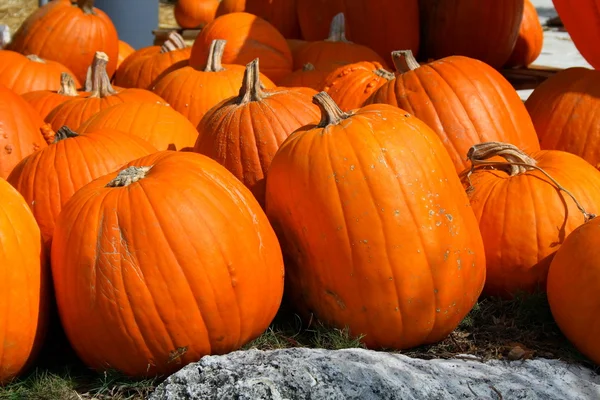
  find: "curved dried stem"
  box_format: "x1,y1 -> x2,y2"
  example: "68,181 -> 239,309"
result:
313,91 -> 351,127
106,166 -> 152,188
88,51 -> 117,98
204,39 -> 227,72
160,32 -> 186,53
326,12 -> 350,43
391,50 -> 420,73
53,126 -> 79,143
238,59 -> 267,103
374,68 -> 395,80
26,54 -> 45,63
77,0 -> 95,14
57,73 -> 79,96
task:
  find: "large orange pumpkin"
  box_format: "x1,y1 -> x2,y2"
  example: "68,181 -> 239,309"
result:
51,151 -> 284,377
505,0 -> 543,68
8,0 -> 119,83
461,142 -> 600,298
0,178 -> 47,385
365,51 -> 540,172
195,59 -> 320,207
265,92 -> 486,349
189,12 -> 292,83
22,73 -> 88,120
278,63 -> 328,91
245,0 -> 301,39
7,127 -> 157,250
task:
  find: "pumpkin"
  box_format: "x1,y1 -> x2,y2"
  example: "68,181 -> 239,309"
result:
0,50 -> 81,95
278,63 -> 328,91
195,59 -> 320,207
153,40 -> 275,127
51,150 -> 284,377
296,0 -> 420,61
114,32 -> 192,90
22,73 -> 87,120
505,0 -> 544,68
552,0 -> 600,70
78,102 -> 198,151
418,0 -> 524,69
547,217 -> 600,365
8,0 -> 119,83
323,60 -> 394,112
46,52 -> 166,131
175,0 -> 220,28
0,178 -> 47,384
265,92 -> 486,349
7,126 -> 157,250
293,13 -> 388,73
525,67 -> 600,170
117,40 -> 135,70
245,0 -> 301,39
0,85 -> 49,178
216,0 -> 246,16
189,12 -> 292,83
461,142 -> 600,298
365,51 -> 540,172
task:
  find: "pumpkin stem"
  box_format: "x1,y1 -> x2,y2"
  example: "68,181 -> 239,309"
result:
204,39 -> 227,72
26,54 -> 45,63
88,51 -> 117,98
303,63 -> 315,71
238,59 -> 267,103
460,142 -> 596,222
84,65 -> 92,91
374,68 -> 395,80
391,50 -> 420,73
313,91 -> 351,127
53,126 -> 80,143
77,0 -> 95,14
57,73 -> 79,96
326,12 -> 350,43
106,166 -> 152,188
160,32 -> 186,53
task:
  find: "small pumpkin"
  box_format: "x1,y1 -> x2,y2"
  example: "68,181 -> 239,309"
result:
174,0 -> 220,28
22,73 -> 87,120
117,40 -> 135,70
245,0 -> 301,39
505,0 -> 544,68
278,63 -> 328,91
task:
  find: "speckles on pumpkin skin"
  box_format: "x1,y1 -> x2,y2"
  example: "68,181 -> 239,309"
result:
4,144 -> 12,154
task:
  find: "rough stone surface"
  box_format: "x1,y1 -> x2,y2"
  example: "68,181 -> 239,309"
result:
150,348 -> 600,400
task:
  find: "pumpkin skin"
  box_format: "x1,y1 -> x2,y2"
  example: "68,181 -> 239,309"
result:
117,40 -> 135,70
462,142 -> 600,298
0,51 -> 81,95
189,12 -> 292,84
153,40 -> 275,127
552,0 -> 600,70
245,0 -> 301,39
418,0 -> 524,69
525,67 -> 600,170
365,52 -> 540,172
7,127 -> 157,251
278,63 -> 328,91
22,73 -> 88,120
175,0 -> 220,28
46,52 -> 166,131
51,151 -> 284,377
8,0 -> 119,83
114,33 -> 192,90
505,0 -> 543,68
0,178 -> 47,385
78,102 -> 198,151
547,217 -> 600,365
195,59 -> 320,207
265,92 -> 486,349
323,60 -> 394,112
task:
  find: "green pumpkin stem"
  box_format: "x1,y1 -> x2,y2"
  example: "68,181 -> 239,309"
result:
391,50 -> 420,73
53,126 -> 79,143
238,59 -> 266,103
160,32 -> 187,53
327,12 -> 350,43
77,0 -> 95,14
88,51 -> 117,98
57,73 -> 79,96
106,166 -> 152,188
313,91 -> 351,127
204,39 -> 227,72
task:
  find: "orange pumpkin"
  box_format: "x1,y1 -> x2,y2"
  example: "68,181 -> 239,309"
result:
245,0 -> 301,39
22,73 -> 88,120
117,40 -> 135,70
0,178 -> 47,384
265,92 -> 486,349
51,151 -> 284,377
78,102 -> 198,151
175,0 -> 220,28
46,52 -> 166,131
8,0 -> 119,83
7,127 -> 157,250
365,51 -> 540,172
189,12 -> 292,83
547,217 -> 600,365
505,0 -> 544,68
195,59 -> 320,207
114,33 -> 192,90
278,63 -> 328,91
153,40 -> 275,126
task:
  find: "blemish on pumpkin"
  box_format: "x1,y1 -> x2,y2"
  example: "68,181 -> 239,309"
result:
435,221 -> 442,227
434,289 -> 438,294
167,346 -> 188,364
394,209 -> 400,216
443,250 -> 450,261
4,144 -> 12,154
446,214 -> 453,221
457,259 -> 462,270
325,290 -> 346,310
350,165 -> 355,171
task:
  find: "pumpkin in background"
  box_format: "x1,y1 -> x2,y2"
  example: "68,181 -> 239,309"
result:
0,85 -> 49,178
8,127 -> 157,250
552,0 -> 600,70
525,67 -> 600,169
195,59 -> 320,207
505,0 -> 544,68
45,52 -> 166,131
189,12 -> 292,83
461,142 -> 600,298
114,32 -> 192,90
153,40 -> 275,126
287,38 -> 308,59
175,0 -> 220,28
51,151 -> 284,377
265,92 -> 486,349
547,217 -> 600,365
0,178 -> 47,385
278,63 -> 328,91
365,51 -> 540,172
22,73 -> 88,120
78,102 -> 198,151
117,40 -> 135,70
293,13 -> 388,73
245,0 -> 301,39
296,0 -> 419,61
8,0 -> 119,83
216,0 -> 247,16
323,60 -> 394,112
0,50 -> 81,95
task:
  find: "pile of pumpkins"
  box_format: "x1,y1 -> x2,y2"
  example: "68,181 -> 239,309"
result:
1,0 -> 600,385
